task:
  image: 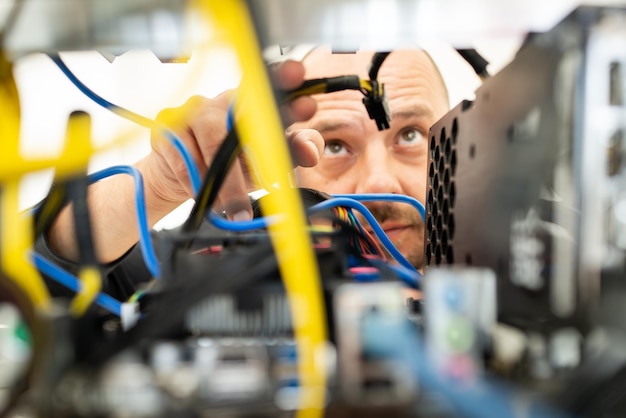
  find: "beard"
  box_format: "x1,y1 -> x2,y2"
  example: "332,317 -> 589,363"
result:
361,201 -> 426,269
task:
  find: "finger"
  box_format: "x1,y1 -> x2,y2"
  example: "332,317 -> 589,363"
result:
184,96 -> 231,175
184,95 -> 253,220
272,60 -> 306,90
281,96 -> 317,124
153,107 -> 208,199
287,129 -> 324,168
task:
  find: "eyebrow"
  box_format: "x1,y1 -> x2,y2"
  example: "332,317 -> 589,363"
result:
391,104 -> 434,121
312,103 -> 434,134
313,120 -> 360,135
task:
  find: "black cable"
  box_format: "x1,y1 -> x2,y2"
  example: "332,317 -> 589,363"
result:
284,76 -> 365,101
33,183 -> 69,238
182,127 -> 241,234
66,176 -> 98,266
368,51 -> 391,80
456,48 -> 490,80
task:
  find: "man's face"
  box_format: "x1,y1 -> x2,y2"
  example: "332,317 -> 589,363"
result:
289,49 -> 449,268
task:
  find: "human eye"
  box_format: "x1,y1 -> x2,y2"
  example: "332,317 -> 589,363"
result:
397,127 -> 424,147
323,139 -> 349,157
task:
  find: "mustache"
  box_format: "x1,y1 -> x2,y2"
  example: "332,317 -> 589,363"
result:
367,203 -> 397,224
362,202 -> 423,226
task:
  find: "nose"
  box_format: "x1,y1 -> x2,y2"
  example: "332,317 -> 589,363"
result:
354,145 -> 403,195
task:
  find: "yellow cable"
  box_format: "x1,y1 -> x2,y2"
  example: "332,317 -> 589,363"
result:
56,111 -> 94,177
70,266 -> 101,317
0,181 -> 51,309
286,82 -> 329,101
288,79 -> 372,102
199,1 -> 327,416
0,52 -> 51,309
360,79 -> 373,92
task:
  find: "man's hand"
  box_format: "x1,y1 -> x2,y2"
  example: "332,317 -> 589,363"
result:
47,60 -> 324,263
145,60 -> 324,221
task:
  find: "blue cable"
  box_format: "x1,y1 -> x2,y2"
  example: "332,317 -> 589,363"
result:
369,259 -> 421,289
226,102 -> 235,132
208,212 -> 270,231
309,197 -> 415,271
32,252 -> 122,316
205,194 -> 425,283
348,255 -> 421,289
50,54 -> 202,195
207,193 -> 426,235
88,165 -> 161,278
332,193 -> 426,222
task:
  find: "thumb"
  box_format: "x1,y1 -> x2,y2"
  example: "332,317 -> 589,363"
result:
286,129 -> 324,168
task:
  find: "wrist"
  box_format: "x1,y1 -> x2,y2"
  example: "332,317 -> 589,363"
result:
136,156 -> 189,221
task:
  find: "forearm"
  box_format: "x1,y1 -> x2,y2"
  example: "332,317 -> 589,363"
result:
46,157 -> 183,264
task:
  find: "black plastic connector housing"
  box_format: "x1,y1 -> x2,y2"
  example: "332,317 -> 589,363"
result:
363,80 -> 391,131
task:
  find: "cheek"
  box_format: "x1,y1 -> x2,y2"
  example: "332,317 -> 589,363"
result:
294,167 -> 326,190
397,163 -> 428,202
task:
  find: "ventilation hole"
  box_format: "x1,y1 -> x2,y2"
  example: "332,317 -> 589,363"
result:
610,61 -> 623,106
449,183 -> 456,207
439,126 -> 446,146
445,137 -> 452,162
430,229 -> 437,246
442,199 -> 449,223
430,136 -> 436,155
608,129 -> 624,176
443,169 -> 450,193
461,99 -> 473,111
432,201 -> 439,219
435,145 -> 441,163
451,118 -> 458,144
426,243 -> 432,262
438,156 -> 445,174
469,144 -> 476,159
448,214 -> 455,239
435,245 -> 442,265
429,162 -> 435,179
427,189 -> 434,206
446,245 -> 454,264
433,174 -> 440,192
427,216 -> 433,232
437,186 -> 444,205
436,215 -> 443,236
441,229 -> 449,252
450,150 -> 457,176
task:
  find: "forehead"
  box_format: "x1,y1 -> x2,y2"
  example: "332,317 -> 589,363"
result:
302,48 -> 448,116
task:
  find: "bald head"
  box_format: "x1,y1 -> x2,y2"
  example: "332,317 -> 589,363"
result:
302,47 -> 449,112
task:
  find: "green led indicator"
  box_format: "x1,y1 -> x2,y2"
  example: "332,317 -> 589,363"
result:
14,321 -> 31,346
444,316 -> 475,353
